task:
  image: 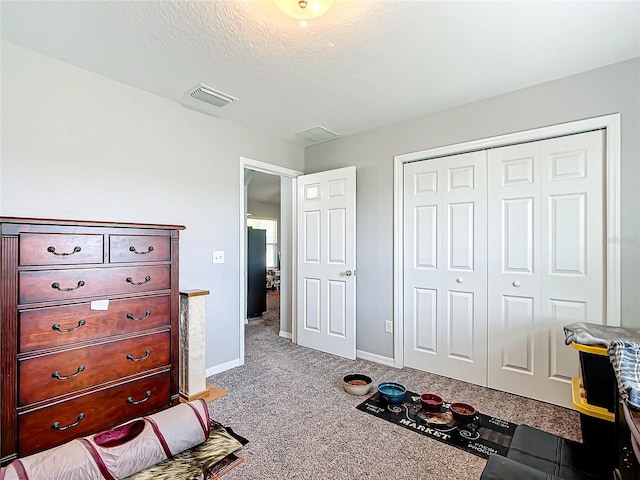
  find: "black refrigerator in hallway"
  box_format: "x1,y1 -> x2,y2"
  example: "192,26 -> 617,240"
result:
247,227 -> 266,318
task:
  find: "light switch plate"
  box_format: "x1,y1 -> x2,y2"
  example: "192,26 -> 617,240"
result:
385,320 -> 393,333
212,251 -> 225,264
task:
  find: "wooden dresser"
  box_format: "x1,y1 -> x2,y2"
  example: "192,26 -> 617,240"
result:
0,217 -> 184,465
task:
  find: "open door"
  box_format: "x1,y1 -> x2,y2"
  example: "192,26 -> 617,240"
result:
296,166 -> 356,359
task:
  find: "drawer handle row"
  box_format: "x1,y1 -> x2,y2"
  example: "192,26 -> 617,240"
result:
127,310 -> 152,321
52,313 -> 151,328
51,413 -> 85,431
52,365 -> 85,380
126,350 -> 151,362
126,276 -> 151,286
52,319 -> 86,332
51,388 -> 151,431
127,390 -> 152,405
50,349 -> 151,380
129,245 -> 154,255
51,281 -> 85,292
51,275 -> 153,291
47,246 -> 81,256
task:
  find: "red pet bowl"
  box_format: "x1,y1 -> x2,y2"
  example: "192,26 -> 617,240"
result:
420,393 -> 444,412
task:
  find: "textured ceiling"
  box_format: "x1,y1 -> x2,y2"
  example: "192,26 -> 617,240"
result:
2,1 -> 639,145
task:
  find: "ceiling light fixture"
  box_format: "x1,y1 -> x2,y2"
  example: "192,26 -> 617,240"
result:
274,0 -> 333,20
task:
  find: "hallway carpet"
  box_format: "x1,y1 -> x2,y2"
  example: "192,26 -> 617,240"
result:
208,304 -> 582,480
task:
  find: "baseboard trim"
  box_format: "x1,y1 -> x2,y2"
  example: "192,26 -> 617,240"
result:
356,350 -> 396,367
279,330 -> 292,340
205,358 -> 242,378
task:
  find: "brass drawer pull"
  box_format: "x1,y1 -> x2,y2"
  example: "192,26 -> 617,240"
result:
127,390 -> 152,405
126,349 -> 151,362
51,413 -> 85,431
51,280 -> 85,292
129,245 -> 154,255
126,276 -> 151,286
52,319 -> 86,332
47,246 -> 82,256
126,310 -> 152,321
52,365 -> 85,380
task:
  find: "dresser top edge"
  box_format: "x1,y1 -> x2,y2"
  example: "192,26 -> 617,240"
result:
0,217 -> 185,231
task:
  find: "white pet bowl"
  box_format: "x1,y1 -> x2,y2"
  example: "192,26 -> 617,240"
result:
342,374 -> 373,396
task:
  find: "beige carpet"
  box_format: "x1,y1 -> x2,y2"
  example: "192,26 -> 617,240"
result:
208,294 -> 582,479
257,289 -> 280,327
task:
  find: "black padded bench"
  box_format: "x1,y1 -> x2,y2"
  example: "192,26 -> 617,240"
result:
480,425 -> 612,480
481,455 -> 562,480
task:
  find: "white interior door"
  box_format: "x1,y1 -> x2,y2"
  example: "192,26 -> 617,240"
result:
487,130 -> 605,407
403,151 -> 488,385
296,166 -> 356,359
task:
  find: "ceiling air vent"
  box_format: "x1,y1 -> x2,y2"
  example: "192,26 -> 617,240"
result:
188,83 -> 238,108
296,126 -> 340,144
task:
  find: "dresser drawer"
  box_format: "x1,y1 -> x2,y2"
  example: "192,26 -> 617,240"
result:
19,233 -> 104,266
19,331 -> 171,406
18,371 -> 170,457
19,265 -> 171,304
110,235 -> 171,263
19,295 -> 171,353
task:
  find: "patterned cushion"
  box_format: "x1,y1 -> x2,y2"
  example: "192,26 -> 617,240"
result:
124,421 -> 243,480
608,340 -> 640,410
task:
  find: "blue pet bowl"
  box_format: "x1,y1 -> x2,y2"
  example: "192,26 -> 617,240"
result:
377,381 -> 407,404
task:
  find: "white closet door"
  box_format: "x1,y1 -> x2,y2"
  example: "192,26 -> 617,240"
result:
487,130 -> 604,407
487,142 -> 545,400
404,151 -> 488,386
540,131 -> 605,405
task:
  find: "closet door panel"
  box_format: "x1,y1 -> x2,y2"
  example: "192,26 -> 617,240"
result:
404,162 -> 442,366
440,152 -> 487,385
415,206 -> 438,269
404,151 -> 487,387
447,290 -> 475,361
501,295 -> 535,374
414,287 -> 438,354
503,197 -> 534,273
549,193 -> 586,275
540,131 -> 605,402
488,130 -> 604,408
487,142 -> 545,401
448,202 -> 475,271
549,299 -> 587,381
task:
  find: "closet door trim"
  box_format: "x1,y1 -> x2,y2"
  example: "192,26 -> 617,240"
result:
393,113 -> 621,369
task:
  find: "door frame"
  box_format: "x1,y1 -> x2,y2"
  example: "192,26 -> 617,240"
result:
392,114 -> 621,368
239,157 -> 302,365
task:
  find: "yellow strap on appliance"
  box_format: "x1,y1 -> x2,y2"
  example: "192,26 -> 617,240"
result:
571,377 -> 614,422
571,342 -> 608,356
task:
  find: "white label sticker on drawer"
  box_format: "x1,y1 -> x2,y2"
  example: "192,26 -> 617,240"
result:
90,299 -> 109,310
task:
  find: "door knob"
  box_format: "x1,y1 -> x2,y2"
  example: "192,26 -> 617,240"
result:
512,281 -> 521,288
345,270 -> 353,277
456,277 -> 464,284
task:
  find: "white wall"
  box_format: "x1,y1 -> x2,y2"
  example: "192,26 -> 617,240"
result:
0,41 -> 305,370
306,58 -> 640,359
